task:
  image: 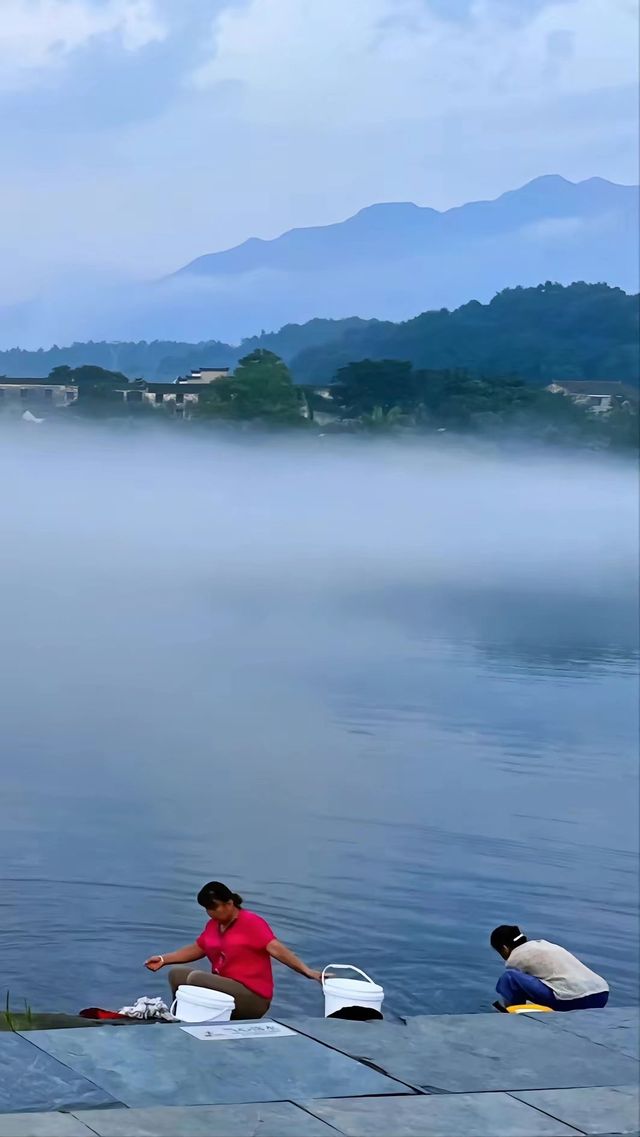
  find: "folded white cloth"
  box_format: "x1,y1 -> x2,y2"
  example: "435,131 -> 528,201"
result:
117,996 -> 175,1021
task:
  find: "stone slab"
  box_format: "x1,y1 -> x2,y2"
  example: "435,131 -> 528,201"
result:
74,1102 -> 340,1136
0,1114 -> 95,1137
278,1017 -> 420,1084
283,1013 -> 640,1093
529,1008 -> 640,1061
24,1025 -> 408,1108
0,1034 -> 119,1115
513,1085 -> 640,1135
301,1092 -> 583,1136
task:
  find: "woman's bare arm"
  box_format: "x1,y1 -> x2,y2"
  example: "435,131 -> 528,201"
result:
144,943 -> 205,971
266,939 -> 322,981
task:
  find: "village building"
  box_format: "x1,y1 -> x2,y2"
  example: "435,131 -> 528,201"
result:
0,376 -> 77,406
546,380 -> 639,414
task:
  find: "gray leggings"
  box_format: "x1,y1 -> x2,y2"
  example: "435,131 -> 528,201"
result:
169,966 -> 271,1021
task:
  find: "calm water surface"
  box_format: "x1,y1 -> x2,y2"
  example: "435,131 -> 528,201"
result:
0,437 -> 638,1018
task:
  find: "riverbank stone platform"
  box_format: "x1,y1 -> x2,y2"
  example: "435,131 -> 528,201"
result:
0,1008 -> 636,1135
281,1008 -> 640,1093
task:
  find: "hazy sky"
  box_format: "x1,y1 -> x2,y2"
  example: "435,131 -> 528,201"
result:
1,0 -> 638,296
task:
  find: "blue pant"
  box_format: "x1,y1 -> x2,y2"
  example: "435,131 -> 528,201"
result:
497,968 -> 609,1012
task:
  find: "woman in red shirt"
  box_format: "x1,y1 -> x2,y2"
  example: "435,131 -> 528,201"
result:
145,880 -> 323,1020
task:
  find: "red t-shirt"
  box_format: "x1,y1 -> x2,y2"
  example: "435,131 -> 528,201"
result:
196,909 -> 276,999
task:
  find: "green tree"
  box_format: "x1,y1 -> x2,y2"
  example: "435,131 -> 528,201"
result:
196,350 -> 305,424
49,365 -> 73,383
359,405 -> 407,432
414,370 -> 538,428
333,359 -> 416,416
50,364 -> 129,387
593,405 -> 639,451
57,365 -> 148,418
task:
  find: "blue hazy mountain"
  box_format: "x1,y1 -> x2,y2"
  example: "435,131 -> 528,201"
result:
177,175 -> 636,280
159,175 -> 637,342
0,175 -> 636,348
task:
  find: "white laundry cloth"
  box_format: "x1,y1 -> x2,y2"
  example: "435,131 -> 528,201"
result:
117,996 -> 175,1021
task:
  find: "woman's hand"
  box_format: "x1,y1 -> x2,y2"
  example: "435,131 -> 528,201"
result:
144,955 -> 165,972
305,968 -> 324,982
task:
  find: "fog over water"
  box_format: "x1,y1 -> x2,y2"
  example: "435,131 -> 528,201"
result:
1,426 -> 638,1017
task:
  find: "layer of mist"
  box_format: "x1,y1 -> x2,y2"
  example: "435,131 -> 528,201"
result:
0,426 -> 637,1015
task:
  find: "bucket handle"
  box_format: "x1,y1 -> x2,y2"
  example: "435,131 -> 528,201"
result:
321,963 -> 376,991
169,999 -> 177,1017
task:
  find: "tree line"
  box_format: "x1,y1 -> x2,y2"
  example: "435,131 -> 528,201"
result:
314,359 -> 638,448
0,283 -> 637,386
291,282 -> 639,384
8,350 -> 636,451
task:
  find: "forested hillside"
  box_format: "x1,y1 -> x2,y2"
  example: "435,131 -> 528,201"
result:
1,284 -> 636,387
290,283 -> 639,384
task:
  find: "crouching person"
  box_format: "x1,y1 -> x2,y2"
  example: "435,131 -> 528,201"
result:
491,925 -> 609,1012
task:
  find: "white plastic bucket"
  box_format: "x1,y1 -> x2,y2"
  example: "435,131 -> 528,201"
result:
321,964 -> 384,1018
170,985 -> 235,1023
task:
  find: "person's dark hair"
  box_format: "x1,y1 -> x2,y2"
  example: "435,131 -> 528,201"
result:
197,881 -> 243,908
490,925 -> 527,954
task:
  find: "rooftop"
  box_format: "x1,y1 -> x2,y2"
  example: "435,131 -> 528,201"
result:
549,380 -> 639,400
0,376 -> 62,385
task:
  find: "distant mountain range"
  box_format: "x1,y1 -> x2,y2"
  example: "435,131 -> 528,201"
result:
0,175 -> 637,349
164,174 -> 637,341
177,174 -> 637,283
2,283 -> 637,388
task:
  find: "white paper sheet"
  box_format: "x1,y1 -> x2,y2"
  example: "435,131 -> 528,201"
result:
180,1020 -> 296,1041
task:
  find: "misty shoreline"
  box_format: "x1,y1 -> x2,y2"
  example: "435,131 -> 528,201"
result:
3,413 -> 639,459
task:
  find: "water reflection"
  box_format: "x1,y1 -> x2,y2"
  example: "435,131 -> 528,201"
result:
0,433 -> 637,1018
